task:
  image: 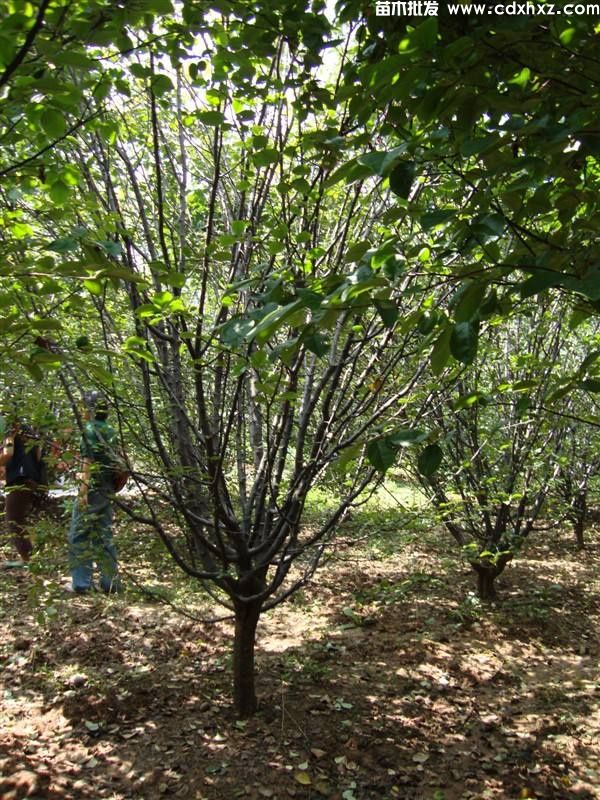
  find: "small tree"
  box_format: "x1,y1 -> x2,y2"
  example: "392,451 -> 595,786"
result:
414,302 -> 571,602
557,443 -> 600,549
553,395 -> 600,549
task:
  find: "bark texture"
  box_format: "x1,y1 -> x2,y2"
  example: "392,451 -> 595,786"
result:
233,598 -> 262,718
472,553 -> 512,603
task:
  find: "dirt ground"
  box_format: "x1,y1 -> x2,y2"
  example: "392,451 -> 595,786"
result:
1,510 -> 599,800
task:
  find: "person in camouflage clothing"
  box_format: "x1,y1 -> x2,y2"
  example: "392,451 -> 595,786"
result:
68,393 -> 122,594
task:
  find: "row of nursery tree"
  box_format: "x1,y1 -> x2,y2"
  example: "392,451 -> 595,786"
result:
1,0 -> 600,715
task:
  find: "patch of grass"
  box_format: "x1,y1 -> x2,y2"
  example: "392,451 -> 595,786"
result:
304,479 -> 434,555
353,572 -> 444,608
336,479 -> 437,557
279,651 -> 331,683
304,486 -> 342,519
448,591 -> 484,624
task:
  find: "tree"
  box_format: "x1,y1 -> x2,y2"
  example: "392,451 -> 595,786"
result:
556,422 -> 600,549
549,323 -> 600,549
411,299 -> 580,601
2,7 -> 439,715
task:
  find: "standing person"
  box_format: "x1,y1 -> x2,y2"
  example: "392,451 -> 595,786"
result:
0,420 -> 45,566
68,393 -> 122,594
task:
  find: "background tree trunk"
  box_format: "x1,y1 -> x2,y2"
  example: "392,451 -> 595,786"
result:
475,567 -> 498,603
472,554 -> 512,603
573,491 -> 587,550
574,518 -> 585,550
232,598 -> 263,718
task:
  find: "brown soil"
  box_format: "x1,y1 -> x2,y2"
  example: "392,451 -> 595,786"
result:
1,517 -> 599,800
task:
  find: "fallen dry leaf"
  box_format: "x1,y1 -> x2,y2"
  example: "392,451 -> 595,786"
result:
294,771 -> 311,786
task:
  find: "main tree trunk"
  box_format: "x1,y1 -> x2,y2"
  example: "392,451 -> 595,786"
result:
476,567 -> 498,603
232,598 -> 262,718
472,553 -> 512,603
574,518 -> 585,550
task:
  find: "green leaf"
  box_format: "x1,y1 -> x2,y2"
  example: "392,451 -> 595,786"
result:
163,271 -> 186,288
388,429 -> 427,447
337,442 -> 362,474
30,318 -> 62,332
304,332 -> 329,357
430,325 -> 452,376
450,321 -> 479,364
574,264 -> 600,301
516,397 -> 530,415
512,379 -> 537,392
99,264 -> 145,283
87,363 -> 114,384
508,67 -> 531,88
388,161 -> 415,198
520,270 -> 563,298
582,378 -> 600,393
377,256 -> 401,283
52,51 -> 94,69
326,158 -> 372,186
357,146 -> 408,179
460,134 -> 499,157
420,210 -> 455,231
144,0 -> 173,11
31,348 -> 62,367
453,392 -> 487,410
345,241 -> 371,263
253,149 -> 279,167
98,240 -> 122,258
367,438 -> 397,473
250,300 -> 304,344
197,110 -> 225,125
122,337 -> 153,363
40,109 -> 66,139
357,151 -> 388,175
374,299 -> 398,328
221,317 -> 255,348
49,180 -> 69,205
559,26 -> 576,45
418,444 -> 443,476
151,74 -> 174,95
569,308 -> 591,330
12,222 -> 32,239
152,291 -> 173,307
83,279 -> 103,296
25,362 -> 44,382
407,17 -> 438,51
130,63 -> 149,79
231,220 -> 247,237
75,335 -> 91,350
453,281 -> 487,323
46,237 -> 78,254
418,310 -> 438,335
477,214 -> 505,237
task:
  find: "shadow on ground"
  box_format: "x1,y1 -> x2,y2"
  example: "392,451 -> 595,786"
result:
1,524 -> 599,800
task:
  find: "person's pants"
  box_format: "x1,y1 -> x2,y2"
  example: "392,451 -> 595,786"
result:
5,483 -> 37,561
68,490 -> 120,592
